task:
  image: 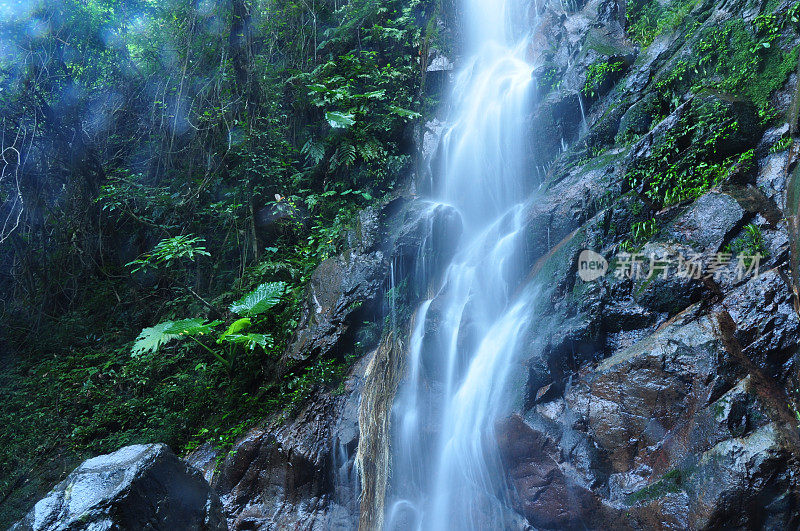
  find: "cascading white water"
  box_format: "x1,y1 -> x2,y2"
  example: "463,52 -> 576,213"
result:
385,0 -> 541,529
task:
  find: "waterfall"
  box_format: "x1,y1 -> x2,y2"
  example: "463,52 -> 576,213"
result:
385,0 -> 541,528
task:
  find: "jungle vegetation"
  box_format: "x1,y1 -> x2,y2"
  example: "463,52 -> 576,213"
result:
0,0 -> 439,524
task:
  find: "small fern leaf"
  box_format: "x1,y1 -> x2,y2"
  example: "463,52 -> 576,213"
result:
301,139 -> 326,164
131,321 -> 183,357
230,282 -> 286,317
341,143 -> 357,166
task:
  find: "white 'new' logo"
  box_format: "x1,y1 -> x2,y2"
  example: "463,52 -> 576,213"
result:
578,249 -> 608,282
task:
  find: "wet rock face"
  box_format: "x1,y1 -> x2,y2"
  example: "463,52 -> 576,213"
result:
287,248 -> 389,364
527,92 -> 585,165
187,356 -> 368,531
510,304 -> 800,529
286,199 -> 462,366
617,92 -> 661,140
285,203 -> 389,365
495,0 -> 800,524
393,201 -> 463,288
722,269 -> 800,379
665,191 -> 746,251
12,444 -> 225,531
496,415 -> 603,529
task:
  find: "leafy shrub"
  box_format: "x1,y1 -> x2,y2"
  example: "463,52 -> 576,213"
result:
583,60 -> 625,98
625,99 -> 746,207
131,282 -> 287,370
126,235 -> 210,274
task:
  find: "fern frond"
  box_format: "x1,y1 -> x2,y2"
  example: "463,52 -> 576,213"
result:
229,282 -> 286,317
334,143 -> 357,167
301,138 -> 326,164
358,140 -> 383,161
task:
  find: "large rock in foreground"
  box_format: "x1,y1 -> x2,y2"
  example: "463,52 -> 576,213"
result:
12,444 -> 225,531
186,356 -> 368,530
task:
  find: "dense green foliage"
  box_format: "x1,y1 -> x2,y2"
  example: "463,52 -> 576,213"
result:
625,98 -> 755,207
0,0 -> 438,524
582,60 -> 625,98
622,0 -> 799,208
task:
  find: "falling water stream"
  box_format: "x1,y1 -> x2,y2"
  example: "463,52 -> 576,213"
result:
385,0 -> 541,529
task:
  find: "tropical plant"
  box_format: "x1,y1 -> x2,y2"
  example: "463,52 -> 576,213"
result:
126,235 -> 211,273
130,281 -> 287,369
229,282 -> 287,317
583,60 -> 625,98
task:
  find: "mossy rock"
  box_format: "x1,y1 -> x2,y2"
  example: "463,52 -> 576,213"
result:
584,101 -> 629,149
617,92 -> 663,141
691,92 -> 762,158
625,468 -> 688,506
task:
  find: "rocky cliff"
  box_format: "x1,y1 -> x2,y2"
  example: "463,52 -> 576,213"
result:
227,0 -> 800,527
167,0 -> 800,527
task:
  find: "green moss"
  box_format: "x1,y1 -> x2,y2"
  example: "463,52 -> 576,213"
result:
585,30 -> 632,57
616,93 -> 662,143
577,147 -> 630,173
625,468 -> 685,505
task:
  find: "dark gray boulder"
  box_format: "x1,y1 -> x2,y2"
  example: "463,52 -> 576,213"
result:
631,242 -> 704,315
286,249 -> 389,363
722,268 -> 800,379
12,444 -> 225,531
527,91 -> 585,165
665,191 -> 745,252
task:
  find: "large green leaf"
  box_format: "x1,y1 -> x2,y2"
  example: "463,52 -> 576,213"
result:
220,333 -> 271,352
217,318 -> 252,344
229,282 -> 286,317
325,111 -> 355,128
389,105 -> 421,119
131,321 -> 183,357
164,318 -> 221,337
131,319 -> 220,357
